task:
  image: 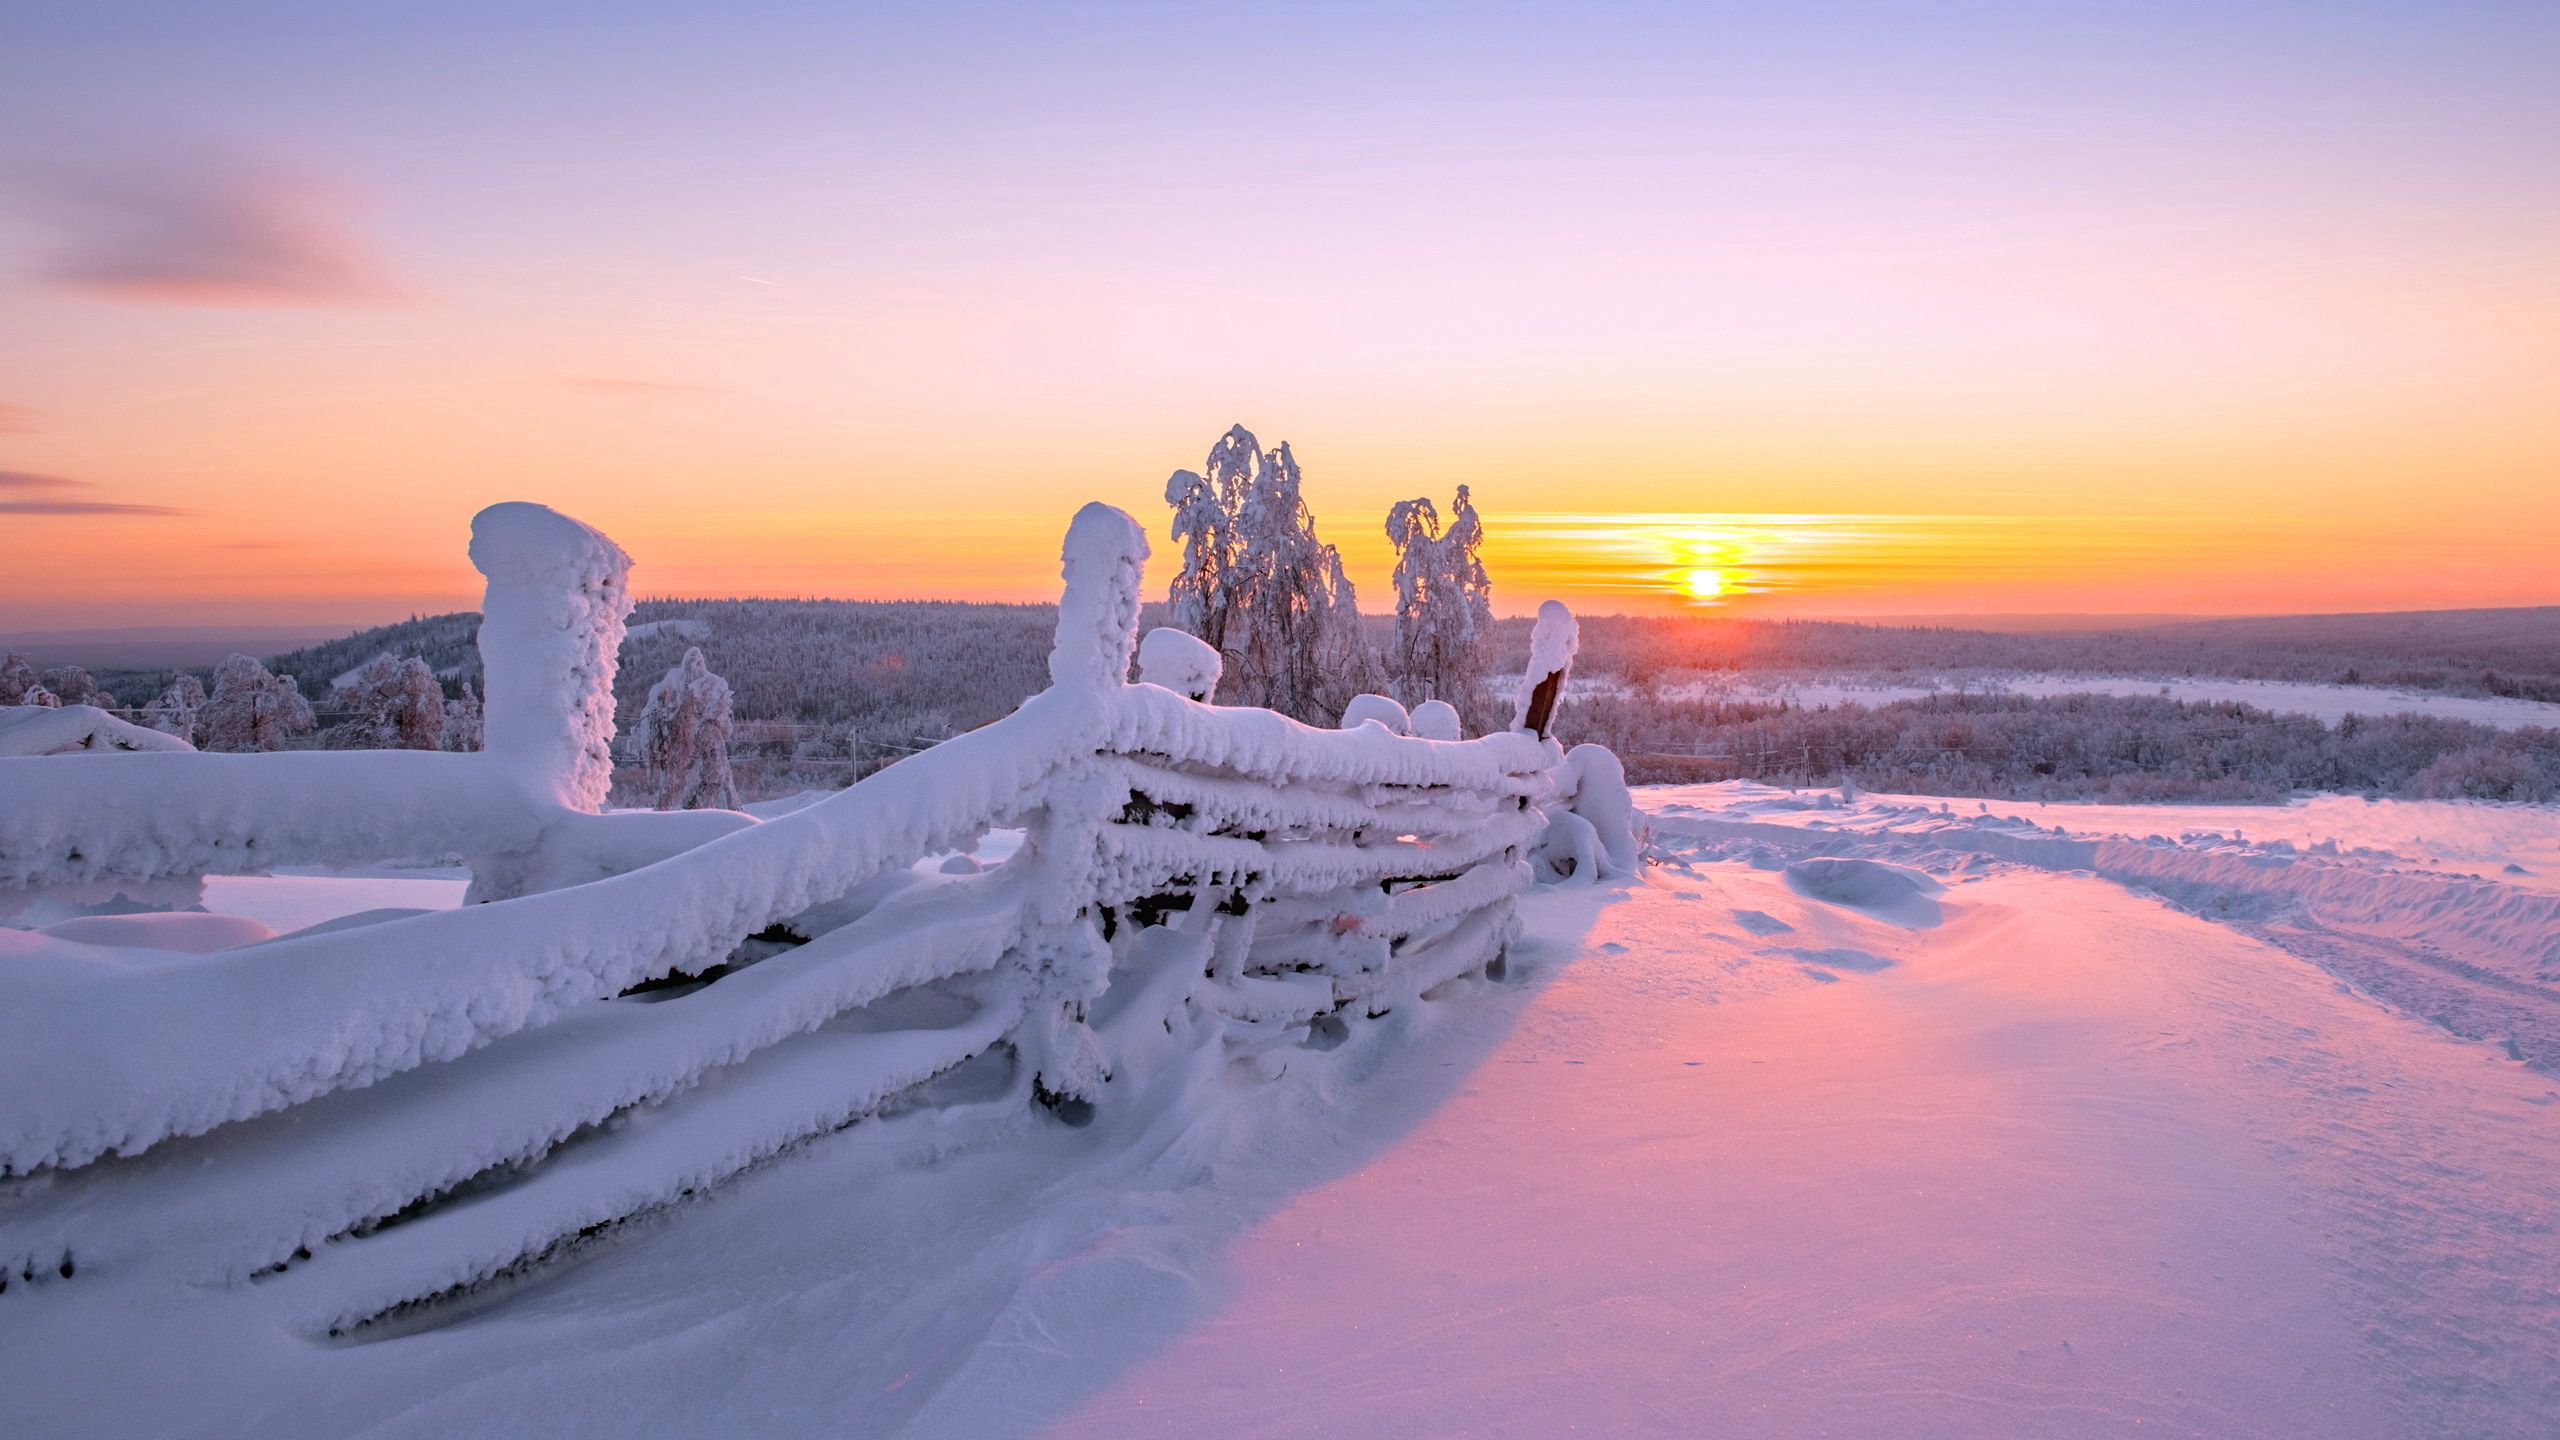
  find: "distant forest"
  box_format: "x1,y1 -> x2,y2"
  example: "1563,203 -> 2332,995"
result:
49,601 -> 2560,805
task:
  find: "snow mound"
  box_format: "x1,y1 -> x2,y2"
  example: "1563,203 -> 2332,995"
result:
0,705 -> 194,756
1338,693 -> 1410,734
38,912 -> 276,953
1783,857 -> 1944,920
1136,627 -> 1220,701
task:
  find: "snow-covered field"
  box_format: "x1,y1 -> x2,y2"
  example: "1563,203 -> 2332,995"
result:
6,784 -> 2554,1438
1661,673 -> 2560,731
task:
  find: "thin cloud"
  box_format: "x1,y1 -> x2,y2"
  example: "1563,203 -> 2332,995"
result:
0,403 -> 28,433
32,152 -> 403,307
560,377 -> 724,398
0,471 -> 186,517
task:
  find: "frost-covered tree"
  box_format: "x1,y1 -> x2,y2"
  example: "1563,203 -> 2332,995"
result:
632,646 -> 738,810
0,654 -> 39,705
199,654 -> 316,752
441,680 -> 484,751
1162,427 -> 1254,653
19,682 -> 60,708
1385,485 -> 1493,708
325,655 -> 446,750
1161,424 -> 1374,721
40,665 -> 101,708
143,673 -> 208,743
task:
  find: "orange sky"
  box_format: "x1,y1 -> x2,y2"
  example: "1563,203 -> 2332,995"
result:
3,5 -> 2556,631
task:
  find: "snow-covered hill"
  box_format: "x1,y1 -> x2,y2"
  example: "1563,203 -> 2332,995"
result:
5,786 -> 2554,1438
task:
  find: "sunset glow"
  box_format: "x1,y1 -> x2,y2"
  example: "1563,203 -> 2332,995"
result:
2,4 -> 2555,631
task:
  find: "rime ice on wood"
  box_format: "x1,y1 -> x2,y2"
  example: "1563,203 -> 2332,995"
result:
469,501 -> 632,812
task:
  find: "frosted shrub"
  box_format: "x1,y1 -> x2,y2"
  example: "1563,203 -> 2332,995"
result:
0,654 -> 41,705
2403,746 -> 2556,803
199,654 -> 316,752
143,673 -> 207,743
1385,486 -> 1492,710
326,655 -> 446,750
633,646 -> 739,810
441,681 -> 484,751
40,665 -> 100,707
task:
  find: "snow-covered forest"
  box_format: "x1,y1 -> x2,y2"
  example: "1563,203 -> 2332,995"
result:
34,598 -> 2554,804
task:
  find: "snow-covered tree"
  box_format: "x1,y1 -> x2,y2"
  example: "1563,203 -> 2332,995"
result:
1385,485 -> 1493,709
143,673 -> 207,743
1161,424 -> 1374,721
325,655 -> 446,750
632,646 -> 738,810
441,680 -> 484,751
1162,427 -> 1253,652
0,654 -> 39,705
40,665 -> 101,708
19,682 -> 60,708
199,654 -> 316,752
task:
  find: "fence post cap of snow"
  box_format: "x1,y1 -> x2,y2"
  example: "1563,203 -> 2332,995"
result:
467,502 -> 631,583
1514,600 -> 1579,737
1051,503 -> 1150,691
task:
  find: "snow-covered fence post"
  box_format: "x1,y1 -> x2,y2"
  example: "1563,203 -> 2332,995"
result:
468,503 -> 633,812
1513,599 -> 1578,739
1015,502 -> 1150,1122
1050,501 -> 1149,693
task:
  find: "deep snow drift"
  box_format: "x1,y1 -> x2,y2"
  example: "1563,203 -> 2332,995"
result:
4,785 -> 2554,1438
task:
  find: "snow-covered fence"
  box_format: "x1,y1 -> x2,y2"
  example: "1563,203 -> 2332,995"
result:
0,503 -> 647,907
0,500 -> 1595,1331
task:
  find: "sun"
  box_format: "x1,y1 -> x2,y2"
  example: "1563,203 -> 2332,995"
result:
1679,566 -> 1727,602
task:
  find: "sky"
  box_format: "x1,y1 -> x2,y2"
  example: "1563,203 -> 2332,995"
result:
1,1 -> 2555,630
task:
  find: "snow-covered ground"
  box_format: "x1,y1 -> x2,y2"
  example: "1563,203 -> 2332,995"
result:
1659,673 -> 2560,731
6,787 -> 2556,1438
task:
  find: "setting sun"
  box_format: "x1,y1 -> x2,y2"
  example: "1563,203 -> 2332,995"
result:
1679,567 -> 1727,603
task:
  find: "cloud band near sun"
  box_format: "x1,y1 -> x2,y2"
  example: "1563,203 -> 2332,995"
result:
0,471 -> 186,516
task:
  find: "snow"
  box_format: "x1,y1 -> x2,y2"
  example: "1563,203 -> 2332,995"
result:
1135,625 -> 1220,701
1408,697 -> 1461,740
0,704 -> 193,756
1656,672 -> 2560,731
1512,597 -> 1579,731
38,911 -> 276,953
470,501 -> 632,812
198,867 -> 469,935
1336,692 -> 1410,733
8,787 -> 2556,1438
20,491 -> 2553,1436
